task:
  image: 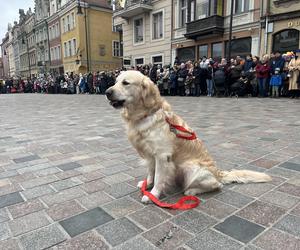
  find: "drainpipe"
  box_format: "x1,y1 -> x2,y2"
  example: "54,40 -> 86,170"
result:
170,0 -> 174,65
264,0 -> 270,55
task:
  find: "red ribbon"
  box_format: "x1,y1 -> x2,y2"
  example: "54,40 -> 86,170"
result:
141,180 -> 200,210
165,118 -> 197,140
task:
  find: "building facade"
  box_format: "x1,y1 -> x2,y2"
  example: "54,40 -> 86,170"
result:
1,30 -> 11,78
260,0 -> 300,55
172,0 -> 261,63
114,0 -> 172,67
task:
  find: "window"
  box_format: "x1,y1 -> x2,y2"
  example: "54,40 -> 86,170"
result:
58,45 -> 61,59
72,39 -> 77,56
134,18 -> 144,43
67,15 -> 70,31
273,29 -> 299,54
152,11 -> 163,40
49,27 -> 52,40
124,59 -> 131,66
211,42 -> 222,60
68,40 -> 72,56
225,37 -> 251,58
180,0 -> 187,27
64,42 -> 67,57
113,41 -> 120,57
62,18 -> 66,33
51,48 -> 54,60
135,58 -> 144,66
178,47 -> 196,62
152,55 -> 163,66
44,28 -> 47,40
199,44 -> 208,58
56,23 -> 60,37
234,0 -> 249,14
71,13 -> 75,29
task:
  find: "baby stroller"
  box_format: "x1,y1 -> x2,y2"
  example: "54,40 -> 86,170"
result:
213,68 -> 227,97
230,72 -> 253,97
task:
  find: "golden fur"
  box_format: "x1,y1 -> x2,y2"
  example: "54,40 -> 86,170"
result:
106,71 -> 271,203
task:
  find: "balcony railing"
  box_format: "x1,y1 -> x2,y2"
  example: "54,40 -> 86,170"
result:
185,15 -> 224,39
114,0 -> 153,18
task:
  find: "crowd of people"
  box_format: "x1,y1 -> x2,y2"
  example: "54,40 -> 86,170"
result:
1,50 -> 300,98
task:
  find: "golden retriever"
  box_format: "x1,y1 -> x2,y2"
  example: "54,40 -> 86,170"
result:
106,71 -> 271,203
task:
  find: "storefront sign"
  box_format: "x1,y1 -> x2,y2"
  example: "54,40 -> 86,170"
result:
288,21 -> 300,27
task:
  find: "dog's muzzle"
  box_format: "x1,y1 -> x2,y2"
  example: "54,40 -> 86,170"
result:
105,88 -> 125,109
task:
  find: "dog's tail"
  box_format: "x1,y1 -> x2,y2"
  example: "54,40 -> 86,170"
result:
220,169 -> 272,184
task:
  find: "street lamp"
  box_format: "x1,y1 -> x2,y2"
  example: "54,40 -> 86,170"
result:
77,0 -> 90,72
228,0 -> 234,61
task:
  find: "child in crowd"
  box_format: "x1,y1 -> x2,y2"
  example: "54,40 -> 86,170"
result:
270,68 -> 282,97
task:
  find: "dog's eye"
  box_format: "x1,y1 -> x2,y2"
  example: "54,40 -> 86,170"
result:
122,80 -> 130,86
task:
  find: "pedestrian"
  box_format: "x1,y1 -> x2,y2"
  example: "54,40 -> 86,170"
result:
287,50 -> 300,98
177,63 -> 188,96
256,59 -> 270,97
269,68 -> 282,98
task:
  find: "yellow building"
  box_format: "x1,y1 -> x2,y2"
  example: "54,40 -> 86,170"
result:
59,0 -> 122,74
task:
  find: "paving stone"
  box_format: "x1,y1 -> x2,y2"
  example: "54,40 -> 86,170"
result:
197,198 -> 237,219
97,217 -> 143,246
0,208 -> 10,223
113,236 -> 157,250
171,210 -> 217,234
80,179 -> 109,193
125,167 -> 147,178
273,214 -> 300,237
102,197 -> 144,218
18,163 -> 53,174
0,239 -> 21,250
8,199 -> 45,219
214,215 -> 265,243
259,190 -> 300,209
287,176 -> 300,186
55,169 -> 81,180
0,170 -> 18,179
249,159 -> 279,169
276,183 -> 300,197
20,175 -> 59,189
266,167 -> 299,178
50,177 -> 82,191
52,230 -> 109,250
60,207 -> 114,237
278,161 -> 300,172
230,183 -> 274,197
102,173 -> 134,185
34,167 -> 61,177
56,162 -> 82,171
8,211 -> 50,236
0,179 -> 11,188
215,190 -> 254,208
76,190 -> 114,209
0,223 -> 10,240
129,205 -> 171,229
77,170 -> 105,182
142,222 -> 193,249
0,183 -> 22,196
104,182 -> 136,198
21,184 -> 55,200
18,224 -> 67,250
9,172 -> 36,184
99,164 -> 131,176
13,155 -> 40,163
290,203 -> 300,217
42,186 -> 86,206
186,229 -> 243,250
0,191 -> 24,208
46,200 -> 85,221
237,200 -> 286,227
253,228 -> 300,250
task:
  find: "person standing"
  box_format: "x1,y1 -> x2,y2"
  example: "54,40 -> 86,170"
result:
269,68 -> 282,98
177,63 -> 188,96
288,50 -> 300,98
256,59 -> 270,97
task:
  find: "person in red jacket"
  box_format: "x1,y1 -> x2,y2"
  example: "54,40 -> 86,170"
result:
256,59 -> 271,97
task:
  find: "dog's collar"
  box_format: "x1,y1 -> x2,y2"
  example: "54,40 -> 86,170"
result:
166,118 -> 197,140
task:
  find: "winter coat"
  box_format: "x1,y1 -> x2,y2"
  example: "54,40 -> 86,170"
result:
244,59 -> 255,72
269,75 -> 282,86
256,64 -> 270,79
192,67 -> 201,84
271,56 -> 285,74
177,68 -> 188,87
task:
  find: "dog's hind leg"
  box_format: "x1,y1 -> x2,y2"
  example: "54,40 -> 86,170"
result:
183,163 -> 223,196
137,158 -> 155,189
141,154 -> 175,204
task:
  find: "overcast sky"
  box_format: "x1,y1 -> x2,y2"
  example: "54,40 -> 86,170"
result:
0,0 -> 35,40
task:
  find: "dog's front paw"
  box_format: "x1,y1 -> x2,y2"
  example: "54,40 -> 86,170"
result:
141,195 -> 151,204
137,181 -> 144,189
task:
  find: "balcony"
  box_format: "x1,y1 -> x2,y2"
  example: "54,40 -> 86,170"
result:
114,0 -> 153,19
185,15 -> 224,40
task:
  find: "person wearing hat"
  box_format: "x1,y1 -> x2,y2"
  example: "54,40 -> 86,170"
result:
269,68 -> 282,98
287,49 -> 300,98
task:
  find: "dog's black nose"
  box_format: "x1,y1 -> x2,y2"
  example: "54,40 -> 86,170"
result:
105,88 -> 113,99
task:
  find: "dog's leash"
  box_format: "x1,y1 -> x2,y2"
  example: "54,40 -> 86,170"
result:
165,118 -> 197,140
141,180 -> 201,210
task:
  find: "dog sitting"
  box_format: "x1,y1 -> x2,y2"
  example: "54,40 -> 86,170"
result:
106,70 -> 271,203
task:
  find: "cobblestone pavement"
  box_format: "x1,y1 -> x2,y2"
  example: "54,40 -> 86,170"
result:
0,94 -> 299,250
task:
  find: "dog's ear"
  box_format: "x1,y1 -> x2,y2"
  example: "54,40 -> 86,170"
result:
141,76 -> 161,108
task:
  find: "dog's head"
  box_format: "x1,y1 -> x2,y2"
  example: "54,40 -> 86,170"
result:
106,70 -> 161,110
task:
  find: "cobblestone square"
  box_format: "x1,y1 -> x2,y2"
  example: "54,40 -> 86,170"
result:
0,94 -> 299,249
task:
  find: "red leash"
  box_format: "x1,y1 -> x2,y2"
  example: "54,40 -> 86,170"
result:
141,180 -> 200,210
165,118 -> 197,140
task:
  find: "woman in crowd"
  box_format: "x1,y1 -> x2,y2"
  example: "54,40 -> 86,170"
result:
256,59 -> 270,97
177,63 -> 188,96
192,61 -> 201,97
288,50 -> 300,98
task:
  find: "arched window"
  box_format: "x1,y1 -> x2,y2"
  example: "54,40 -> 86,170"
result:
272,29 -> 299,53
